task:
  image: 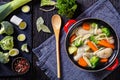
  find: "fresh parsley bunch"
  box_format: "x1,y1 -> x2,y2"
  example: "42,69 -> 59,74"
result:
40,0 -> 77,18
56,0 -> 77,18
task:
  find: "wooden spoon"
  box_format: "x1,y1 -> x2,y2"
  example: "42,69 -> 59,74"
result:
51,14 -> 61,79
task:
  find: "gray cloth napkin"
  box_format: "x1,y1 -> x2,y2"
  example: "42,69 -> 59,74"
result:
33,0 -> 120,80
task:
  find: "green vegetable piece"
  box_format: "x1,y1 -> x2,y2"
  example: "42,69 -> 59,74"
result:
56,0 -> 77,18
40,0 -> 56,6
73,39 -> 83,47
68,46 -> 77,54
89,35 -> 98,44
9,48 -> 19,57
0,0 -> 31,22
0,52 -> 9,64
17,34 -> 26,41
36,17 -> 44,25
21,43 -> 29,53
40,24 -> 51,33
21,5 -> 30,13
91,23 -> 98,28
90,56 -> 99,68
0,21 -> 14,35
36,17 -> 51,33
102,27 -> 110,36
0,36 -> 14,50
19,21 -> 27,30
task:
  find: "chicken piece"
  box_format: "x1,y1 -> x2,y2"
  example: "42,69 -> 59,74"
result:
108,37 -> 114,44
83,52 -> 93,58
74,45 -> 90,61
74,47 -> 84,61
75,27 -> 90,36
96,48 -> 113,58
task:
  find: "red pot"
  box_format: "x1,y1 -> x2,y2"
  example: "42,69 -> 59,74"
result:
64,18 -> 119,72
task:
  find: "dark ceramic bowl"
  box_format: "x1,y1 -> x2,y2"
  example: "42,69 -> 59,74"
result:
12,57 -> 30,74
64,18 -> 119,72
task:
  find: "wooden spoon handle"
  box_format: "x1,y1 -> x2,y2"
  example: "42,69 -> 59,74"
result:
56,36 -> 61,78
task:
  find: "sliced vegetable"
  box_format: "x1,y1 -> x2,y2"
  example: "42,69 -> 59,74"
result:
87,41 -> 98,52
0,0 -> 31,22
73,38 -> 83,47
98,39 -> 114,49
40,0 -> 56,6
17,34 -> 26,41
78,57 -> 88,67
9,48 -> 19,57
100,58 -> 108,63
21,43 -> 29,53
0,21 -> 14,35
90,56 -> 99,68
19,21 -> 27,30
21,5 -> 30,13
0,52 -> 9,64
68,46 -> 77,54
0,36 -> 14,50
82,23 -> 90,30
101,27 -> 110,36
70,34 -> 76,43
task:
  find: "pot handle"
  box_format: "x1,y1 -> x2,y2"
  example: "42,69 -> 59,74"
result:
106,58 -> 119,71
64,20 -> 77,33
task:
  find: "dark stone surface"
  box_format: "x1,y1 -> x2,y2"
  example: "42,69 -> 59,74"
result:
0,0 -> 120,80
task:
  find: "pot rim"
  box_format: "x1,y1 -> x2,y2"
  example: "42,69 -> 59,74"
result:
64,18 -> 120,72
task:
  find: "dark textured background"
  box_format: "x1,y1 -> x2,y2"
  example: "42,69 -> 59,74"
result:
0,0 -> 120,80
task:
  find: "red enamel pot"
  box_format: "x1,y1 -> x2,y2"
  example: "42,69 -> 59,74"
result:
64,18 -> 119,72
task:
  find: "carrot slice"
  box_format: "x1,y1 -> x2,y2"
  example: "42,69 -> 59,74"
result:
78,57 -> 88,67
98,39 -> 114,49
87,41 -> 98,52
82,23 -> 90,30
100,58 -> 108,63
70,34 -> 76,43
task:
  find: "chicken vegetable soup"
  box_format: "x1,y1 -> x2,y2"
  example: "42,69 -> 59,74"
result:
68,22 -> 115,68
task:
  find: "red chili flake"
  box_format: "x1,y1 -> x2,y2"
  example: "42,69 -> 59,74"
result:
14,58 -> 30,74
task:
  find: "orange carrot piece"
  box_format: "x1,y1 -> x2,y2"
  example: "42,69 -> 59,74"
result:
87,41 -> 98,52
98,39 -> 115,49
82,23 -> 90,30
78,57 -> 88,67
100,58 -> 108,63
70,34 -> 76,43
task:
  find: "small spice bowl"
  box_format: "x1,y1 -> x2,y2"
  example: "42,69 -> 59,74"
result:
12,57 -> 30,75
